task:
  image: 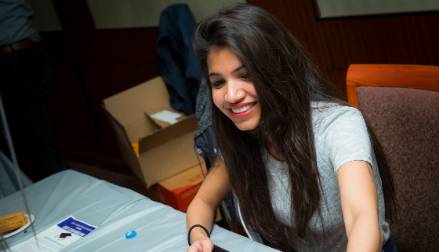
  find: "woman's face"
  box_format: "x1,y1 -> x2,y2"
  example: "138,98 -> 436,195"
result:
207,47 -> 261,131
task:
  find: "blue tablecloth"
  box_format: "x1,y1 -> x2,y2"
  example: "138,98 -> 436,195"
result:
0,170 -> 277,251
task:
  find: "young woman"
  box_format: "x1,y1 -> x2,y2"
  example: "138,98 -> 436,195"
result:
186,4 -> 396,252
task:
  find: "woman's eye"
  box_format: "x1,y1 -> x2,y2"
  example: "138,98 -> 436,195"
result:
240,73 -> 250,80
211,79 -> 225,88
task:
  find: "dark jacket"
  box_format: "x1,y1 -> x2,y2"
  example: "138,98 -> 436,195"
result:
157,4 -> 200,115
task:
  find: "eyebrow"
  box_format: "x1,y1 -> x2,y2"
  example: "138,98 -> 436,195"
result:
208,65 -> 246,78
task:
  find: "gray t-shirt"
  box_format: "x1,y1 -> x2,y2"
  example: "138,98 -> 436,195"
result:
237,103 -> 390,251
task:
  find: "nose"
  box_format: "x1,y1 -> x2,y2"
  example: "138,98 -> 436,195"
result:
225,79 -> 245,103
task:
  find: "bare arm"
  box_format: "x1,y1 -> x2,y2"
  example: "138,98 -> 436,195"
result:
186,159 -> 231,251
337,160 -> 382,252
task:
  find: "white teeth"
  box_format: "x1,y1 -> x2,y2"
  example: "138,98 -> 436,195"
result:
232,104 -> 254,113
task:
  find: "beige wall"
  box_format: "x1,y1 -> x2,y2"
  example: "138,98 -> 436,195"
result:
316,0 -> 439,18
87,0 -> 245,29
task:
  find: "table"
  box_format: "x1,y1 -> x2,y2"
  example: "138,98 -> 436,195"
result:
0,170 -> 277,251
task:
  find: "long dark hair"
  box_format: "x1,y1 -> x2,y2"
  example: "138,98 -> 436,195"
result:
194,3 -> 393,251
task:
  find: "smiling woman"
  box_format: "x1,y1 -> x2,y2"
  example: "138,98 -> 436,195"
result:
186,3 -> 397,252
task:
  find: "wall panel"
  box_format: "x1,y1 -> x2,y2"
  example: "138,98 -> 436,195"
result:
248,0 -> 439,94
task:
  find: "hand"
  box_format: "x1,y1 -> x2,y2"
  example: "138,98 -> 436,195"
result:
187,238 -> 213,252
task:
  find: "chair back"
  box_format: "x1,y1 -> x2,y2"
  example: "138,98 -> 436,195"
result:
346,64 -> 439,252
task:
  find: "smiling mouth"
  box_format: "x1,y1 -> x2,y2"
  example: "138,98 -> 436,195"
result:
232,104 -> 254,113
229,102 -> 257,119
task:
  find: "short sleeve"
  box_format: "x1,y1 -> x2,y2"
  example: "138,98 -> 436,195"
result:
322,107 -> 373,173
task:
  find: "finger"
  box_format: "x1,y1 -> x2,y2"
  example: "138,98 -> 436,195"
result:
201,240 -> 213,252
188,242 -> 203,252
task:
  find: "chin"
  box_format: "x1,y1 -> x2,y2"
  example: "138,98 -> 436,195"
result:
233,121 -> 259,131
236,126 -> 254,131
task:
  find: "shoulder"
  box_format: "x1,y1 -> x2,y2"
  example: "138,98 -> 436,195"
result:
312,102 -> 373,172
312,102 -> 367,135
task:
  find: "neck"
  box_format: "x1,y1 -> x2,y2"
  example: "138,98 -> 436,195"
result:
266,142 -> 285,161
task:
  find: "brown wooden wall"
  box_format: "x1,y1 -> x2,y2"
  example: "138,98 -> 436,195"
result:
248,0 -> 439,92
42,0 -> 439,172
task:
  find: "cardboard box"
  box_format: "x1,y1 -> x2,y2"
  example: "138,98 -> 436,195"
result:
103,77 -> 201,187
158,163 -> 207,212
